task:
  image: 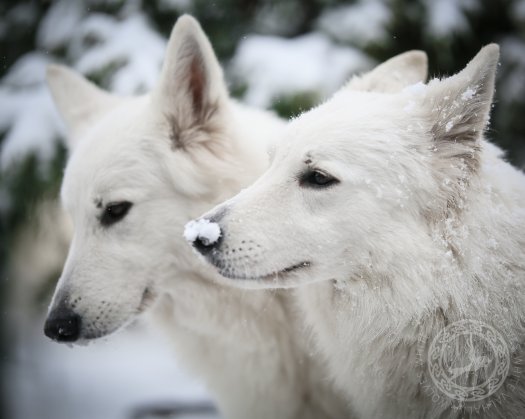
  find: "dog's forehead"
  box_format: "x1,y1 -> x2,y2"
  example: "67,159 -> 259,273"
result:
295,92 -> 391,133
60,109 -> 168,210
88,97 -> 160,142
280,92 -> 406,158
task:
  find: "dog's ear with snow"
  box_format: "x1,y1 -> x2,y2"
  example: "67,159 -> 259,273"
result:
153,15 -> 228,150
346,50 -> 428,92
47,65 -> 119,147
425,44 -> 499,178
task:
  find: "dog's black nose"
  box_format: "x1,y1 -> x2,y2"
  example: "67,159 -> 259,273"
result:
185,217 -> 223,256
44,306 -> 81,342
192,230 -> 222,255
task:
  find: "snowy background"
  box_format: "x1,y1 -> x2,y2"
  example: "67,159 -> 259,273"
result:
1,0 -> 524,418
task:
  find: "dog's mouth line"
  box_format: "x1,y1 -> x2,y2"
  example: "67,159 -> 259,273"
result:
138,286 -> 156,313
218,261 -> 311,281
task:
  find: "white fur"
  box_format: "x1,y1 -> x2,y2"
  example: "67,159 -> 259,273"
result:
196,45 -> 525,418
46,15 -> 350,419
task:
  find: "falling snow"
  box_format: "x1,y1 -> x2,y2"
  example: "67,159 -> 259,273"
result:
461,87 -> 476,100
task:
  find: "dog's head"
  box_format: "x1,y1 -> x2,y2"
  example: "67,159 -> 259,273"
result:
188,46 -> 499,289
44,15 -> 267,343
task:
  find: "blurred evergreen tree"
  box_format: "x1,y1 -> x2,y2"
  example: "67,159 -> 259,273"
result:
0,0 -> 49,78
374,0 -> 525,165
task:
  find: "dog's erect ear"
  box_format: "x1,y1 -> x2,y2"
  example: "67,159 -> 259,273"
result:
425,44 -> 499,177
346,50 -> 428,93
47,65 -> 118,147
154,15 -> 228,149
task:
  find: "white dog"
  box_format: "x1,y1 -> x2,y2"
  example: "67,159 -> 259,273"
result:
44,14 -> 358,419
189,45 -> 525,418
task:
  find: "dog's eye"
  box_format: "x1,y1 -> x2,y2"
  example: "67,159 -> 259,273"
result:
300,170 -> 339,189
101,201 -> 133,226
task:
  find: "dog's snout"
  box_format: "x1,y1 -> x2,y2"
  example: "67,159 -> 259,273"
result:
44,306 -> 82,342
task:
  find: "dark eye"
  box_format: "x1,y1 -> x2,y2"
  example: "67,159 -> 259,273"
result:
300,170 -> 339,189
100,201 -> 133,226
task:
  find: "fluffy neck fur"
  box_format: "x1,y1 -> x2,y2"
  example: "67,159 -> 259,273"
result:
301,138 -> 525,418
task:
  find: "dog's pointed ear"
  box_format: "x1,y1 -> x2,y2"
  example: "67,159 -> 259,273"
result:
346,51 -> 428,93
47,65 -> 117,147
425,44 -> 499,177
153,15 -> 228,149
